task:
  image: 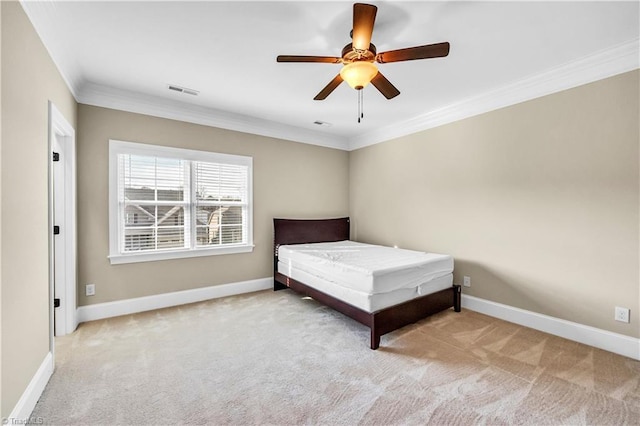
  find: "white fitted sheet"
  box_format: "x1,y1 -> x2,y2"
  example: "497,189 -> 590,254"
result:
278,240 -> 453,294
278,260 -> 453,312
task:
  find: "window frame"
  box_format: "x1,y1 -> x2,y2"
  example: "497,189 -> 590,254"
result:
108,140 -> 253,264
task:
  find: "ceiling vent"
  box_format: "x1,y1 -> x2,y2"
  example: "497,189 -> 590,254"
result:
313,120 -> 332,127
167,84 -> 199,96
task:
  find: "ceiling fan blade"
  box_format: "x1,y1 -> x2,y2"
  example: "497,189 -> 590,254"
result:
352,3 -> 377,50
376,42 -> 450,64
314,74 -> 344,100
371,72 -> 400,99
277,55 -> 342,64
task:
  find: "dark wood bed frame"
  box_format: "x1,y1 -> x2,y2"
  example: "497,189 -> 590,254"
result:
273,217 -> 461,350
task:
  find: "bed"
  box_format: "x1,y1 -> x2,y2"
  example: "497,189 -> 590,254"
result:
273,217 -> 461,349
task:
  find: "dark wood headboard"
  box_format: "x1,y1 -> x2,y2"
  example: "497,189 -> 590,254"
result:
273,217 -> 350,269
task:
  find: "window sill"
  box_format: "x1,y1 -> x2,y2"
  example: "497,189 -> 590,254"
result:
108,244 -> 254,265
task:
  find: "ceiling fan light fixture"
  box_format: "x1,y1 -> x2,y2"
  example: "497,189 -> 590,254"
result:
277,2 -> 448,101
339,61 -> 378,90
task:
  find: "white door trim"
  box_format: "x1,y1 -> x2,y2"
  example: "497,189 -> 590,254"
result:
48,102 -> 77,342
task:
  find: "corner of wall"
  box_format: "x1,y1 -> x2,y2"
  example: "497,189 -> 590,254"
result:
6,353 -> 53,423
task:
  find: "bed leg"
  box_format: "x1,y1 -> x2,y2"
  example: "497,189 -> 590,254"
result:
274,279 -> 287,291
453,284 -> 462,312
370,329 -> 380,350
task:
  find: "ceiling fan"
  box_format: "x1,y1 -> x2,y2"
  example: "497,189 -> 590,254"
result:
276,3 -> 450,102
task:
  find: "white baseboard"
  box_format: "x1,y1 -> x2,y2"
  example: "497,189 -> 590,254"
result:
76,281 -> 640,359
77,277 -> 272,323
462,294 -> 640,361
8,352 -> 53,422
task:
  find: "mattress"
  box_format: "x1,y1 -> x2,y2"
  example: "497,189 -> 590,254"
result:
277,240 -> 453,295
278,260 -> 453,312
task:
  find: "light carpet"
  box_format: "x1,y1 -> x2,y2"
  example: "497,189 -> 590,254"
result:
33,289 -> 640,425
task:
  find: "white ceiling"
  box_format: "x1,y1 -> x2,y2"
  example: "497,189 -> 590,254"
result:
21,1 -> 640,150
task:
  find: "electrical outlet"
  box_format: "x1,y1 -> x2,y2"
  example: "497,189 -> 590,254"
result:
86,284 -> 95,296
615,307 -> 630,323
463,276 -> 471,287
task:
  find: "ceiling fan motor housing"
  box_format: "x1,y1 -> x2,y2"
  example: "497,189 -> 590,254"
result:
342,43 -> 377,63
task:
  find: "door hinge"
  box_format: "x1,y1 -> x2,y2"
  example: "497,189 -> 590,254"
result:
54,298 -> 60,308
53,152 -> 60,162
53,225 -> 60,235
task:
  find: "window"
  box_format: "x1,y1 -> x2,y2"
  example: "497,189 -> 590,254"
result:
109,140 -> 253,264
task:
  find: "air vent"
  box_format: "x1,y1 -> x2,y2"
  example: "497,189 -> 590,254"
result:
313,120 -> 332,127
167,84 -> 199,96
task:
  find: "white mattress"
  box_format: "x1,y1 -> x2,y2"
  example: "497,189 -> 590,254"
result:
278,240 -> 453,295
278,260 -> 453,312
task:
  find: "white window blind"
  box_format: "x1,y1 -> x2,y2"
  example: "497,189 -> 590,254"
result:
119,155 -> 189,253
193,161 -> 248,247
109,140 -> 253,264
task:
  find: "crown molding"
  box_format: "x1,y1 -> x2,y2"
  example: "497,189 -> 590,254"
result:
27,0 -> 637,155
78,30 -> 638,153
348,37 -> 640,151
78,83 -> 348,150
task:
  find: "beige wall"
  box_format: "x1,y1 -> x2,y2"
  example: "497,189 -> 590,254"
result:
350,70 -> 639,338
1,1 -> 77,417
77,105 -> 349,305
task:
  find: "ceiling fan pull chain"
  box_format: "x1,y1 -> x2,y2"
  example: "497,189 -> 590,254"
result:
357,89 -> 365,123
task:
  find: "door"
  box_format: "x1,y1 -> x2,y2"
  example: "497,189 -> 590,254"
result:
49,102 -> 77,340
